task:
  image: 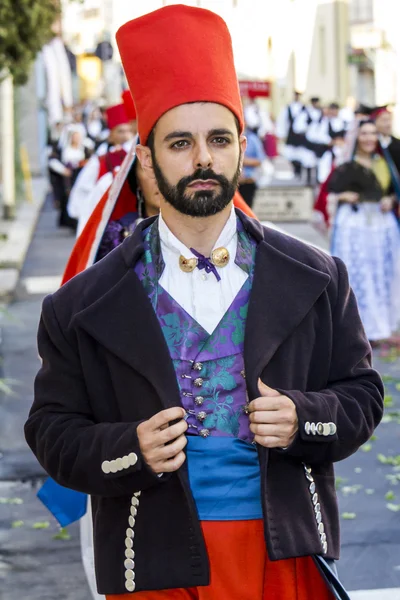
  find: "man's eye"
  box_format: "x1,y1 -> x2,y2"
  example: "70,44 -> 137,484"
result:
212,137 -> 229,145
172,140 -> 189,149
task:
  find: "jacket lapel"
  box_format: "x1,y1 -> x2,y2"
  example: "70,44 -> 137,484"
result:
244,238 -> 331,399
74,221 -> 181,410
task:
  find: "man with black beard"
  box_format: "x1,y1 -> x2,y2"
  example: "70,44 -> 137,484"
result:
25,6 -> 383,600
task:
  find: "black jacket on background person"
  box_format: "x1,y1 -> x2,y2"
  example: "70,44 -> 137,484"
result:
386,135 -> 400,175
24,211 -> 384,595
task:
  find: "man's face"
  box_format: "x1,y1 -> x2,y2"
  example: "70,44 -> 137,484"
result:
138,102 -> 246,218
110,124 -> 133,147
375,112 -> 393,137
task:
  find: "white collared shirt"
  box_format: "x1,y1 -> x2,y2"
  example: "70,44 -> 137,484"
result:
158,208 -> 248,334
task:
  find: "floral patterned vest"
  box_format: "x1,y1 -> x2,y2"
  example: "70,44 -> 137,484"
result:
135,218 -> 263,520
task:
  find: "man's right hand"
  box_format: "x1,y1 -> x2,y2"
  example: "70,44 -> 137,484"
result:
137,407 -> 188,474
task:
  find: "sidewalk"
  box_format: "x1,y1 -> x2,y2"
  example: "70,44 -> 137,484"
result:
0,178 -> 48,300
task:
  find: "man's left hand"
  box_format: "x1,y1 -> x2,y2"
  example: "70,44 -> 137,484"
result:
248,379 -> 298,448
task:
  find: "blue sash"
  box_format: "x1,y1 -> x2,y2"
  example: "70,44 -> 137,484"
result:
186,436 -> 262,520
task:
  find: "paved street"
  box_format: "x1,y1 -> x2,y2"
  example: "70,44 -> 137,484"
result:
0,195 -> 399,599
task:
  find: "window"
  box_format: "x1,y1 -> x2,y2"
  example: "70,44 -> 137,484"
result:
350,0 -> 373,23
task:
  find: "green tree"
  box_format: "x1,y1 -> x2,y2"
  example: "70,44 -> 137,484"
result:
0,0 -> 60,85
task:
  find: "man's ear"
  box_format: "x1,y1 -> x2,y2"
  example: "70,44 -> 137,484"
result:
239,134 -> 247,171
135,145 -> 156,180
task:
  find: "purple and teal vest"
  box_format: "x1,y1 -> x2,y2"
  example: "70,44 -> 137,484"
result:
135,218 -> 262,521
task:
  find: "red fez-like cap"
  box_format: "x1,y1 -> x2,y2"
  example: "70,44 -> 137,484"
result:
121,90 -> 137,121
106,103 -> 129,130
116,4 -> 244,144
372,107 -> 390,120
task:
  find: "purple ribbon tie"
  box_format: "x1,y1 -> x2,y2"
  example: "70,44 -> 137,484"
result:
190,248 -> 221,282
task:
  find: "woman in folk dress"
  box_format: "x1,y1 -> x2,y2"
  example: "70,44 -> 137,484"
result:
328,119 -> 400,344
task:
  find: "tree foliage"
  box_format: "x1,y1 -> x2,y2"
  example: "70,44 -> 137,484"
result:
0,0 -> 60,85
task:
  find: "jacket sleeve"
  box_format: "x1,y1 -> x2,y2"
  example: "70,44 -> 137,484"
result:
24,294 -> 166,497
276,257 -> 384,464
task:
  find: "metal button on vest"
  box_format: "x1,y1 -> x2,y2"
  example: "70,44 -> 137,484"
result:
125,548 -> 135,559
195,396 -> 204,405
314,503 -> 321,514
318,522 -> 325,534
110,460 -> 119,473
310,422 -> 317,435
115,457 -> 124,471
125,580 -> 135,592
312,493 -> 318,505
316,511 -> 322,524
320,533 -> 327,544
200,428 -> 210,437
197,411 -> 207,422
304,464 -> 312,473
131,496 -> 139,506
193,362 -> 203,371
305,471 -> 314,483
126,528 -> 134,539
329,422 -> 337,435
125,537 -> 133,549
194,378 -> 204,387
305,422 -> 311,435
322,541 -> 328,554
309,482 -> 316,495
316,422 -> 324,435
124,558 -> 135,570
129,516 -> 136,528
130,506 -> 137,517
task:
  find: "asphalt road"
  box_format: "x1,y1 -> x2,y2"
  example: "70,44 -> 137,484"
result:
0,197 -> 399,600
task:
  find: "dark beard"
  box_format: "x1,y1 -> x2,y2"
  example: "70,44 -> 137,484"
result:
151,150 -> 241,217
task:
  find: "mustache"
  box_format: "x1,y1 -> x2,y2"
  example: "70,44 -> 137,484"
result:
178,168 -> 230,190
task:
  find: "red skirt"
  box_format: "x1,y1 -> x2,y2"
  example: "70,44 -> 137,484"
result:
107,520 -> 333,600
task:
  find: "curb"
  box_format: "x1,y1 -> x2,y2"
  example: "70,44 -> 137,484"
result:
0,178 -> 48,300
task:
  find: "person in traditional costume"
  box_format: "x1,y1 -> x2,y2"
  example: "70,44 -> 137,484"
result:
276,91 -> 306,179
48,124 -> 91,230
373,107 -> 400,194
294,97 -> 323,186
328,119 -> 400,344
67,103 -> 133,225
26,6 -> 383,600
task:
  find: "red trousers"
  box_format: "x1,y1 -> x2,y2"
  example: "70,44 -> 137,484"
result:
107,520 -> 333,600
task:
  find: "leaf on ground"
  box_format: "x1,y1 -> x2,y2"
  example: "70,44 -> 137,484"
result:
32,521 -> 50,530
361,443 -> 372,452
384,395 -> 394,408
342,484 -> 363,496
386,503 -> 400,512
0,497 -> 23,505
386,474 -> 400,486
354,467 -> 362,473
378,454 -> 400,467
385,490 -> 396,501
11,520 -> 24,528
365,489 -> 375,495
370,435 -> 378,441
53,527 -> 71,541
335,477 -> 347,490
341,512 -> 357,520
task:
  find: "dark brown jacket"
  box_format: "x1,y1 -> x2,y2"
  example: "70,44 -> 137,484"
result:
25,211 -> 383,595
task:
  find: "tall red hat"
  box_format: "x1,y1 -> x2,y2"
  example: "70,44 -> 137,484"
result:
121,89 -> 137,121
116,4 -> 244,144
105,103 -> 128,130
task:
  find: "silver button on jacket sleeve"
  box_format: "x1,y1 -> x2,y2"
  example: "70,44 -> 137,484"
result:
101,452 -> 138,474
